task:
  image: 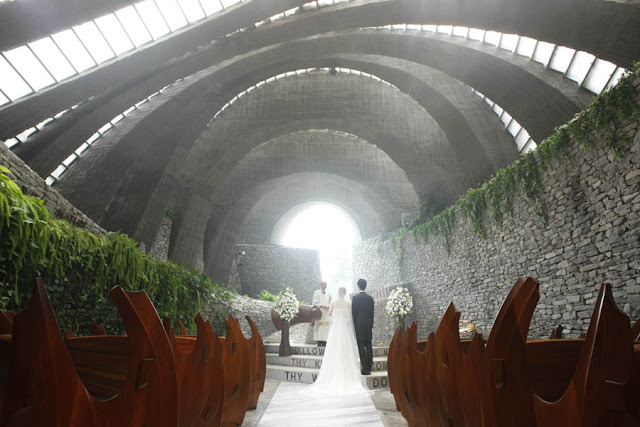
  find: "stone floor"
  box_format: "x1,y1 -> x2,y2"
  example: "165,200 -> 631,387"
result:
241,378 -> 408,427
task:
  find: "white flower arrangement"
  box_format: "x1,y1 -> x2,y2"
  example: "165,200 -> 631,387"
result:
274,287 -> 299,322
386,286 -> 413,326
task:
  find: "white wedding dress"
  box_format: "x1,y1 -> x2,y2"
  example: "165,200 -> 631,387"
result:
307,296 -> 369,395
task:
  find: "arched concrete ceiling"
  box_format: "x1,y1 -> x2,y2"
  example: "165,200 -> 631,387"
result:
200,172 -> 399,281
3,0 -> 638,281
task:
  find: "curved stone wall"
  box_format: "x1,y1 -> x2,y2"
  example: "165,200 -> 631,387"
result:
353,70 -> 640,340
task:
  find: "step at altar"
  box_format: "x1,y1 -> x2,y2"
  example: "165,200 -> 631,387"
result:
264,344 -> 390,390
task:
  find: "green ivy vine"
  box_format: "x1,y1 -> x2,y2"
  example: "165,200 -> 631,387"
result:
402,67 -> 639,252
0,166 -> 233,334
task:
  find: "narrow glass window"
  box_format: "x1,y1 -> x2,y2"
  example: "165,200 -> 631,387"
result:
155,0 -> 188,31
3,45 -> 55,91
582,59 -> 617,94
565,51 -> 595,85
177,0 -> 206,23
95,14 -> 135,54
29,37 -> 76,81
531,41 -> 555,67
135,0 -> 171,39
115,6 -> 152,47
0,54 -> 33,100
548,46 -> 575,74
73,21 -> 115,64
515,36 -> 536,58
201,0 -> 223,15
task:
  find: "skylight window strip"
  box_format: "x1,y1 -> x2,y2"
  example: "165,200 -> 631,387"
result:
54,109 -> 71,119
407,24 -> 421,31
514,128 -> 531,151
52,29 -> 96,73
36,117 -> 55,130
200,0 -> 223,15
29,37 -> 77,81
284,7 -> 299,17
499,33 -> 518,53
317,0 -> 333,7
75,143 -> 90,156
421,25 -> 436,33
135,1 -> 171,39
521,138 -> 536,153
111,114 -> 125,125
23,43 -> 62,87
4,138 -> 20,149
62,153 -> 78,167
468,28 -> 484,41
177,0 -> 206,23
155,0 -> 188,31
16,127 -> 37,142
484,98 -> 494,108
98,123 -> 113,134
492,103 -> 504,116
507,119 -> 521,137
531,40 -> 555,67
548,45 -> 575,74
51,165 -> 67,179
45,176 -> 56,186
113,7 -> 152,48
3,46 -> 55,92
73,22 -> 116,64
500,111 -> 512,126
87,132 -> 101,144
452,26 -> 469,39
515,36 -> 536,59
0,54 -> 34,100
566,51 -> 595,85
301,1 -> 318,11
582,59 -> 617,94
484,31 -> 501,47
122,106 -> 136,116
436,25 -> 453,36
605,67 -> 626,90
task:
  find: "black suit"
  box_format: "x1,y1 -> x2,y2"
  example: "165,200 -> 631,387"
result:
352,290 -> 374,374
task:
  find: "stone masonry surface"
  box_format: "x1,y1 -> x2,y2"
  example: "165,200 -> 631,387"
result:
354,70 -> 640,341
0,143 -> 105,235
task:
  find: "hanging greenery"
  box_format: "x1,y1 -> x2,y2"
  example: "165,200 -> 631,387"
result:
0,166 -> 232,334
402,67 -> 639,253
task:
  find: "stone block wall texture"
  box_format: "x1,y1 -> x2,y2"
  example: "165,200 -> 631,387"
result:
0,143 -> 105,235
201,293 -> 277,340
234,244 -> 322,303
354,72 -> 640,341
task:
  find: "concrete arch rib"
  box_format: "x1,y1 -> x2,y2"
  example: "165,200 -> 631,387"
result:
1,0 -> 623,141
201,172 -> 396,283
14,29 -> 579,177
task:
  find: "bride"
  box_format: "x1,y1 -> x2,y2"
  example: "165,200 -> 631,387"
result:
307,286 -> 368,395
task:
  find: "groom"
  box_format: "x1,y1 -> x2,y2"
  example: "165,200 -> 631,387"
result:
352,278 -> 374,375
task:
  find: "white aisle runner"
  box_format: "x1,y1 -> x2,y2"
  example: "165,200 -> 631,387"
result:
257,382 -> 384,427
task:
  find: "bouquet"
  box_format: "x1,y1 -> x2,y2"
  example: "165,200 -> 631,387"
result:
386,286 -> 413,327
274,287 -> 299,322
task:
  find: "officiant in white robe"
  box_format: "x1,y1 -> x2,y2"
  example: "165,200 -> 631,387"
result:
312,281 -> 332,346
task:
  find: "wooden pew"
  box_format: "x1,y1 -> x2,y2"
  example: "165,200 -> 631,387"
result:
533,283 -> 640,426
388,277 -> 640,427
1,278 -> 179,426
245,316 -> 266,410
166,314 -> 225,427
219,316 -> 252,427
89,320 -> 106,336
0,311 -> 14,334
549,324 -> 564,339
